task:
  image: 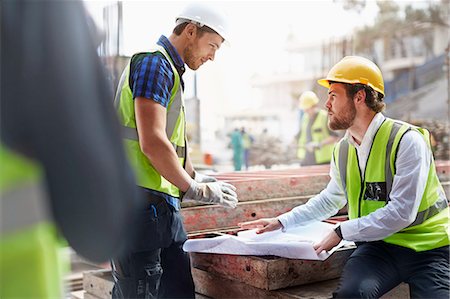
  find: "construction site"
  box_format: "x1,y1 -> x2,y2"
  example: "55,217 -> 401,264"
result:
2,0 -> 450,299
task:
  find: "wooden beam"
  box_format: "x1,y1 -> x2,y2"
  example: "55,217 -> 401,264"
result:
192,267 -> 410,299
181,196 -> 312,233
190,247 -> 355,291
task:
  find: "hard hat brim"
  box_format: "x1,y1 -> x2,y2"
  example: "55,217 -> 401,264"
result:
317,78 -> 330,89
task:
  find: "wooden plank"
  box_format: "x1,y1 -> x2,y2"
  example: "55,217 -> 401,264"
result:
192,267 -> 301,299
190,246 -> 355,290
83,269 -> 113,299
181,195 -> 312,233
222,174 -> 330,202
192,268 -> 410,299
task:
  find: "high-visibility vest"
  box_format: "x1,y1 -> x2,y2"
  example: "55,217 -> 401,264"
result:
297,109 -> 334,164
0,146 -> 64,298
334,118 -> 450,252
115,45 -> 186,198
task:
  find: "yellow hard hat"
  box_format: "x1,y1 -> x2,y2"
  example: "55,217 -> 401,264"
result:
298,91 -> 319,110
317,56 -> 384,96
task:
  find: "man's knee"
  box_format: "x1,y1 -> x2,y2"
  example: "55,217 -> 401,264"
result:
334,279 -> 383,299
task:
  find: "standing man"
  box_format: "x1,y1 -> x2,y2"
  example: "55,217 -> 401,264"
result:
113,3 -> 238,298
239,56 -> 449,298
297,91 -> 339,166
230,128 -> 243,171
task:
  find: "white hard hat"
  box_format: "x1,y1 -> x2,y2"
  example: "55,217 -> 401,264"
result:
176,2 -> 230,43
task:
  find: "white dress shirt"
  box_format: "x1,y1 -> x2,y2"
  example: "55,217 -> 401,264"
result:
278,113 -> 433,242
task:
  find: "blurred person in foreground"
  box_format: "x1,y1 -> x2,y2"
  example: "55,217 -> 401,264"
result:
297,91 -> 339,166
113,2 -> 238,298
1,1 -> 141,298
240,56 -> 449,298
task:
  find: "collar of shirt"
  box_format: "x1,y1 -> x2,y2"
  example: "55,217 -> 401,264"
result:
157,35 -> 186,77
344,112 -> 385,174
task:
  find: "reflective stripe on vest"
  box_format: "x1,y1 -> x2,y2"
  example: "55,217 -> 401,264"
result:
335,118 -> 449,251
120,125 -> 186,158
0,147 -> 51,235
115,45 -> 186,197
1,181 -> 51,235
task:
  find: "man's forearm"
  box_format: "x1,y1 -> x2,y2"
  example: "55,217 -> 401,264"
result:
141,134 -> 192,192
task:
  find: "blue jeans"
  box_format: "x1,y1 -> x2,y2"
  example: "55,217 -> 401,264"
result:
333,241 -> 450,299
111,192 -> 195,299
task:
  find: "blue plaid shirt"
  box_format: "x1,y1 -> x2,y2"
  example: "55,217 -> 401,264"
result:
129,35 -> 186,209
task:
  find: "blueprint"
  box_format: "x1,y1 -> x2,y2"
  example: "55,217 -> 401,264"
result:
183,221 -> 354,260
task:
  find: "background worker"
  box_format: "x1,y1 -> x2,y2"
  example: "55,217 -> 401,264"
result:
1,1 -> 140,298
297,91 -> 339,166
241,127 -> 253,170
230,128 -> 243,171
113,3 -> 238,298
239,56 -> 449,298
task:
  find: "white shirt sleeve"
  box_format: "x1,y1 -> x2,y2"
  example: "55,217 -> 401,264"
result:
277,154 -> 347,230
340,130 -> 431,241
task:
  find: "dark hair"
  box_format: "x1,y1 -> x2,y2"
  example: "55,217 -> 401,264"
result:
343,83 -> 385,113
173,21 -> 218,38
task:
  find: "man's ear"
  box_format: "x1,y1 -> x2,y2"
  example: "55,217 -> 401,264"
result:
354,89 -> 366,105
184,23 -> 197,39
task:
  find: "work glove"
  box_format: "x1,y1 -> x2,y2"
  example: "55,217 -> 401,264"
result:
183,180 -> 238,209
194,171 -> 217,183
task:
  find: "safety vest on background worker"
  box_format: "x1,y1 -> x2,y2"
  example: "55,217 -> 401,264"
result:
0,146 -> 66,298
115,45 -> 186,198
334,118 -> 450,252
297,109 -> 334,164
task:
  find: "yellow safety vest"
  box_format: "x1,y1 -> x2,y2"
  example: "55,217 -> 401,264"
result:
0,146 -> 65,298
115,45 -> 186,198
297,109 -> 334,164
334,119 -> 449,252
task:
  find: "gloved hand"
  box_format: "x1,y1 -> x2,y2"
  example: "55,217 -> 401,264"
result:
305,141 -> 320,152
194,171 -> 217,183
183,180 -> 238,209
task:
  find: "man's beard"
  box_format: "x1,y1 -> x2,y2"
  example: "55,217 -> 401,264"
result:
184,44 -> 199,70
328,100 -> 356,130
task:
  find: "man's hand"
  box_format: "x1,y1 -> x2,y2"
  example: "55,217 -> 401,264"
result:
238,218 -> 283,234
305,142 -> 320,152
194,171 -> 217,183
313,229 -> 342,255
183,180 -> 238,209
